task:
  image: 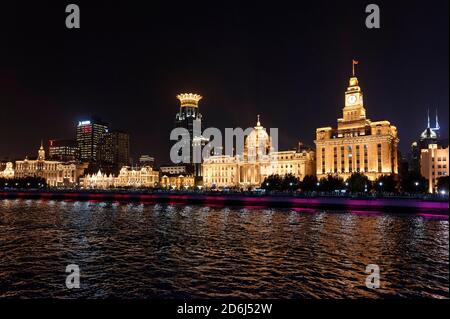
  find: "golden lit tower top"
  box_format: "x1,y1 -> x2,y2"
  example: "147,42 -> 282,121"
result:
177,93 -> 202,107
339,59 -> 367,125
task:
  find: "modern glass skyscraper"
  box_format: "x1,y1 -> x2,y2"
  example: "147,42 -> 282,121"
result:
76,118 -> 109,162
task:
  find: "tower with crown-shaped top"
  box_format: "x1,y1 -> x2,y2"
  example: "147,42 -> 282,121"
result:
174,93 -> 208,185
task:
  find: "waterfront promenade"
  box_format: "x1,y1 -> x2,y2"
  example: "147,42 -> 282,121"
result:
0,190 -> 448,214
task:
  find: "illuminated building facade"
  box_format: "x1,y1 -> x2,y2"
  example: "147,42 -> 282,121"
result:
14,143 -> 87,187
76,118 -> 109,162
314,66 -> 399,181
0,162 -> 15,179
48,139 -> 78,162
420,144 -> 449,193
80,165 -> 159,188
159,173 -> 195,189
174,93 -> 208,184
202,117 -> 316,189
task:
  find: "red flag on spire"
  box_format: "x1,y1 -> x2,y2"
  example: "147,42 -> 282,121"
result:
352,59 -> 359,65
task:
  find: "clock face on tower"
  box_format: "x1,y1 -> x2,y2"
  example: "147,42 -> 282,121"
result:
347,95 -> 357,104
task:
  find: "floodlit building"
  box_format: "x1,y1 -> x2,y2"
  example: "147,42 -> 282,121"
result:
0,162 -> 15,179
159,173 -> 195,189
420,144 -> 449,193
80,166 -> 159,188
174,93 -> 208,184
115,166 -> 159,187
314,64 -> 399,181
14,143 -> 87,187
202,116 -> 315,189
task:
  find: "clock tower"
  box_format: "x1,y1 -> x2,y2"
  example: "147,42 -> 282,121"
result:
315,60 -> 399,181
341,75 -> 366,123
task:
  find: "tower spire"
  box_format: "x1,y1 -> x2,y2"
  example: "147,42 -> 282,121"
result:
427,108 -> 430,128
435,109 -> 440,130
257,114 -> 261,126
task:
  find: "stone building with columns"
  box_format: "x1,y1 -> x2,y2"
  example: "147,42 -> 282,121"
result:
202,116 -> 315,189
314,65 -> 399,181
14,143 -> 87,187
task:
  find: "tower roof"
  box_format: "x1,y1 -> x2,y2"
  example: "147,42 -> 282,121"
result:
177,93 -> 202,107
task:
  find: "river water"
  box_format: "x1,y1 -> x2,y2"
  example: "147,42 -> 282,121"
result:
0,199 -> 448,298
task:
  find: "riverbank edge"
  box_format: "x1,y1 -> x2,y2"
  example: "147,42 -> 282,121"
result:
0,190 -> 448,214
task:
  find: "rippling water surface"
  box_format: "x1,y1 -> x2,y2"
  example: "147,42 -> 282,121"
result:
0,199 -> 448,298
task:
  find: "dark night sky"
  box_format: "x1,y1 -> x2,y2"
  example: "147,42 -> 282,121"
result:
0,0 -> 448,165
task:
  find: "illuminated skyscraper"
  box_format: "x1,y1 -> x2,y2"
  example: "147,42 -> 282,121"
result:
174,93 -> 207,184
76,118 -> 109,162
411,109 -> 443,173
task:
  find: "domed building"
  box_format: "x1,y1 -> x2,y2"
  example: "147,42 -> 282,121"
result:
244,115 -> 273,161
202,116 -> 316,189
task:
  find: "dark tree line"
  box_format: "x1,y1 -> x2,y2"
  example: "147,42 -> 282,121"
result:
261,172 -> 432,194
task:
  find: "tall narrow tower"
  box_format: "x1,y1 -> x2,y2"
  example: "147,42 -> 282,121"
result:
174,93 -> 205,184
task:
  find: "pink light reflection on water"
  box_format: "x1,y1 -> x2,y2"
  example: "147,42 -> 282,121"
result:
349,210 -> 383,215
417,213 -> 449,219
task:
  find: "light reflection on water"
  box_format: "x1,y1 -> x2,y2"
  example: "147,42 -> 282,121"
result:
0,199 -> 448,299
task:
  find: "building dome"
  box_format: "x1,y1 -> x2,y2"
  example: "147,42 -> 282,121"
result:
245,115 -> 272,159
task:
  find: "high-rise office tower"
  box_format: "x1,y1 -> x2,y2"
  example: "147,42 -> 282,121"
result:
76,118 -> 109,162
174,93 -> 208,184
48,139 -> 78,162
97,130 -> 130,174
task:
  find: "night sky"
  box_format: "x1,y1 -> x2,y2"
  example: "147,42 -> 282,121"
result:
0,0 -> 448,165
